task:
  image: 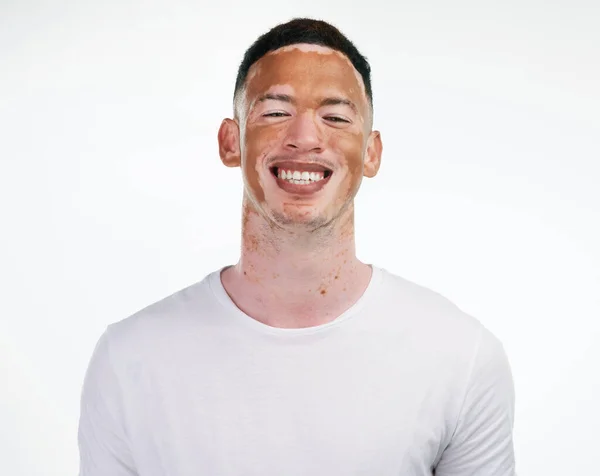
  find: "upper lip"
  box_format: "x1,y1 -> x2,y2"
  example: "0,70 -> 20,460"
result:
268,159 -> 334,173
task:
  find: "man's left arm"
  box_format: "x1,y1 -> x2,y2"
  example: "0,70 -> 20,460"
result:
435,327 -> 517,475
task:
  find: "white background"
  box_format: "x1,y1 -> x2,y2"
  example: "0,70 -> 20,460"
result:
1,0 -> 598,474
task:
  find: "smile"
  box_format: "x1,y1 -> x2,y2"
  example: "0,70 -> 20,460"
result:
272,167 -> 331,183
270,165 -> 333,194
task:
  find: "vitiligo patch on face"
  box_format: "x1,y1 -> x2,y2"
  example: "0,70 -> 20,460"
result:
273,44 -> 340,54
245,44 -> 367,105
246,84 -> 296,120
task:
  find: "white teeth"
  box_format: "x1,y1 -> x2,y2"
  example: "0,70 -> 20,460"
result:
277,168 -> 327,184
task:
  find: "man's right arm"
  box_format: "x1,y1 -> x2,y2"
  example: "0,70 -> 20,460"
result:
78,327 -> 137,476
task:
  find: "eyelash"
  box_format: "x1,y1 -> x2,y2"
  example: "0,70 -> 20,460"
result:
264,112 -> 289,117
326,116 -> 350,123
262,112 -> 350,123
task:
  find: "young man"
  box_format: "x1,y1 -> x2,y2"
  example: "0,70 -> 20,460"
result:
78,18 -> 516,476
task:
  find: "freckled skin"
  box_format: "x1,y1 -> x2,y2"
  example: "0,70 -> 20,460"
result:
218,44 -> 383,328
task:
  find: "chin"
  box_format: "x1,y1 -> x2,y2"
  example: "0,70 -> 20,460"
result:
270,208 -> 332,231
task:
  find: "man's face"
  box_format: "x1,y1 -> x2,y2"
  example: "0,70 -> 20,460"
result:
221,44 -> 382,230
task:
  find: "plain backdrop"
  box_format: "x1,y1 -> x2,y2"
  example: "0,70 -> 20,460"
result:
1,0 -> 598,475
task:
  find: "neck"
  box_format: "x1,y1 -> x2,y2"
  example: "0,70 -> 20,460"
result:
220,197 -> 372,328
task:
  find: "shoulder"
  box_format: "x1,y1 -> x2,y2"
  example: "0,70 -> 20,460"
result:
103,270 -> 222,360
374,266 -> 506,367
377,268 -> 485,332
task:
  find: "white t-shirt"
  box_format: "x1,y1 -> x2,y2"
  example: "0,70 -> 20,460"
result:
78,266 -> 516,476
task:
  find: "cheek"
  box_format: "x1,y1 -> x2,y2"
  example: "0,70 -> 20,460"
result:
330,132 -> 365,179
242,126 -> 284,203
327,133 -> 365,206
242,127 -> 262,167
243,125 -> 284,167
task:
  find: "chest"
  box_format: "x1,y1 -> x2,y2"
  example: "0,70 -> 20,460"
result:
123,335 -> 450,476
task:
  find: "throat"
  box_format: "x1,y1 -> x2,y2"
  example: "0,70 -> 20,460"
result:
224,254 -> 372,329
228,199 -> 369,328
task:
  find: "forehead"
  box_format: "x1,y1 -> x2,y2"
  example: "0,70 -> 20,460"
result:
244,44 -> 367,104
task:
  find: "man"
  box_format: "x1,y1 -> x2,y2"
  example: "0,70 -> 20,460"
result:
78,18 -> 516,476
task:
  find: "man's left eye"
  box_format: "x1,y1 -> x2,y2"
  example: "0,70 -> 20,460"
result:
325,116 -> 350,123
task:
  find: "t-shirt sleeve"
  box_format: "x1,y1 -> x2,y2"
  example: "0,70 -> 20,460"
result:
78,326 -> 138,476
435,328 -> 517,476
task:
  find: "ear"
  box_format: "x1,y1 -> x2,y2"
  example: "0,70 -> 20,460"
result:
218,118 -> 241,167
363,130 -> 382,178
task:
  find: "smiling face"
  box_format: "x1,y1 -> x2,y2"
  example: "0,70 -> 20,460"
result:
219,44 -> 382,231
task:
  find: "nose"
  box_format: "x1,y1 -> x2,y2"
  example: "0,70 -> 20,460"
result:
283,112 -> 323,153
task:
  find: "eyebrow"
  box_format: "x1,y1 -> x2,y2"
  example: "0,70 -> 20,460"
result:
256,93 -> 295,104
319,96 -> 358,113
256,93 -> 358,113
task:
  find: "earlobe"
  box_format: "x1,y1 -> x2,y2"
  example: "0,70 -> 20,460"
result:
363,130 -> 383,178
218,118 -> 241,168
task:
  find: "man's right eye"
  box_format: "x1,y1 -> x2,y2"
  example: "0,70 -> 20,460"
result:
263,112 -> 289,117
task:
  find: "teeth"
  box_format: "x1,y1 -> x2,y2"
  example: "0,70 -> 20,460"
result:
277,168 -> 326,184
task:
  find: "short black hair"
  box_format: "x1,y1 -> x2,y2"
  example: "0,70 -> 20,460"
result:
233,18 -> 372,108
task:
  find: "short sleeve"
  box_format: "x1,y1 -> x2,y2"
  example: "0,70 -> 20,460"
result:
78,326 -> 137,476
435,328 -> 517,475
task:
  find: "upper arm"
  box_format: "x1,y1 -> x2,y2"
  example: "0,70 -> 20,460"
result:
78,327 -> 137,476
435,328 -> 517,476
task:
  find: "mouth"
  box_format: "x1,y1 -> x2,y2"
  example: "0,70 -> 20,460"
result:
270,166 -> 332,182
269,163 -> 333,195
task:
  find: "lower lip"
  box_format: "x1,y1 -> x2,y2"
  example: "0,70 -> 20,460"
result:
273,174 -> 332,195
